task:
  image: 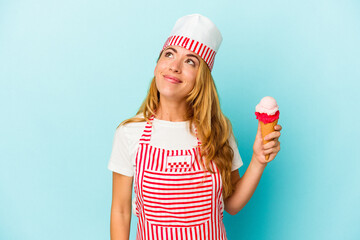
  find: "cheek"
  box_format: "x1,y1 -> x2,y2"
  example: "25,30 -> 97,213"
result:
181,76 -> 197,94
187,72 -> 197,87
154,64 -> 160,76
154,61 -> 166,76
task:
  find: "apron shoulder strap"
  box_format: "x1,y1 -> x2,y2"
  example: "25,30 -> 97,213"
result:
138,115 -> 154,144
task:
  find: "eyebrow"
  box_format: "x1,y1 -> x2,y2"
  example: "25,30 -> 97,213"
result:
166,47 -> 200,64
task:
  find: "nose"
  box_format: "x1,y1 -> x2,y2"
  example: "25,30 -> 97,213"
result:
169,59 -> 181,73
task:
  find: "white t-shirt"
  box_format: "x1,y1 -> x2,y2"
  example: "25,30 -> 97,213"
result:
108,116 -> 243,176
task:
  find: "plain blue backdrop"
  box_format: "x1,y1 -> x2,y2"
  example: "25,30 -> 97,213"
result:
1,0 -> 359,239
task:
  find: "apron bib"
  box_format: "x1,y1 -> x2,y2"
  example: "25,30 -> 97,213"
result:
134,116 -> 227,240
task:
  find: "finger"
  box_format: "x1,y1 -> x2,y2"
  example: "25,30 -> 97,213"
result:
263,140 -> 277,149
268,153 -> 276,162
264,131 -> 281,141
264,148 -> 274,155
265,149 -> 279,162
265,142 -> 281,162
265,144 -> 281,155
274,124 -> 282,131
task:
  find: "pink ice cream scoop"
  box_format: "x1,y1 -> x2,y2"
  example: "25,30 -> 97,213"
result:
255,96 -> 280,124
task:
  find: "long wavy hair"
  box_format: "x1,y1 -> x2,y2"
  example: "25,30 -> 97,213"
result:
118,52 -> 235,199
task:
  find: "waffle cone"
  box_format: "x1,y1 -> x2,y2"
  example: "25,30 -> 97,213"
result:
260,119 -> 278,161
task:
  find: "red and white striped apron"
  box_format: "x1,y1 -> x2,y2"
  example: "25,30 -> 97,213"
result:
134,116 -> 227,240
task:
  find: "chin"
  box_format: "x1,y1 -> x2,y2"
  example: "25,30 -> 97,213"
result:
158,92 -> 184,102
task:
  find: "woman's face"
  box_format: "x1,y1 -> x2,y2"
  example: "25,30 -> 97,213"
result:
154,45 -> 200,102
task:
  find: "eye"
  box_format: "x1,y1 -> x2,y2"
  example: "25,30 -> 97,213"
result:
164,51 -> 173,58
185,59 -> 195,66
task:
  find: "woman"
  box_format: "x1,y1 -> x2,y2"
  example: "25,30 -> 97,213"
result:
108,14 -> 282,240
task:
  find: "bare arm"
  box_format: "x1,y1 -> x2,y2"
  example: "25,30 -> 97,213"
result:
224,122 -> 282,215
110,172 -> 133,240
224,157 -> 266,215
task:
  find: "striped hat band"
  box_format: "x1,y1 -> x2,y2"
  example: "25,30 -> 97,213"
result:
162,35 -> 217,71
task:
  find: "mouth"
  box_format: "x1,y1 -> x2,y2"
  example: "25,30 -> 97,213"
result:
163,75 -> 182,84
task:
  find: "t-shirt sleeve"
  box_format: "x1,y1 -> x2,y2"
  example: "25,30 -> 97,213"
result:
229,133 -> 243,171
107,125 -> 134,177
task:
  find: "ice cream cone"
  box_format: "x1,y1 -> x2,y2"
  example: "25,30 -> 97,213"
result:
255,96 -> 280,162
260,119 -> 278,161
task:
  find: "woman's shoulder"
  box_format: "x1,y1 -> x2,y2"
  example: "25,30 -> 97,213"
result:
118,113 -> 146,128
115,114 -> 147,138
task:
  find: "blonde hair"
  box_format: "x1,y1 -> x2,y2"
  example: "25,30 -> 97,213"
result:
119,56 -> 235,199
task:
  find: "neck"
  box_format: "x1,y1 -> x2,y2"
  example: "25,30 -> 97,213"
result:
156,98 -> 188,122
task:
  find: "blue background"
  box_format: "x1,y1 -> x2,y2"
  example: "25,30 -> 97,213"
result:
1,0 -> 359,239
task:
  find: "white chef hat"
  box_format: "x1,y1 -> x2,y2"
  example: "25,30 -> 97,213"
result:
162,14 -> 223,71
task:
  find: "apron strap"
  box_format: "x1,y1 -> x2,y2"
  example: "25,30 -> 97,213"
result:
192,124 -> 202,147
138,115 -> 154,144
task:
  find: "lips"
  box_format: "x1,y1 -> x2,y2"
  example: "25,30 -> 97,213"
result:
163,75 -> 182,84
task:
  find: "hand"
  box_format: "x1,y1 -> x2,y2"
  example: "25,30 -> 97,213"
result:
253,121 -> 282,165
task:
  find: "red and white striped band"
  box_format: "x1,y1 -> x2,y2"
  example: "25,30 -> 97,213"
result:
162,35 -> 217,71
